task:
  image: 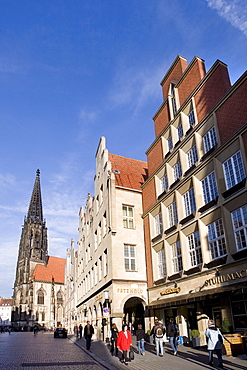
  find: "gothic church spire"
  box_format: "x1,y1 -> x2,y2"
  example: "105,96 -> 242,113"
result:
27,169 -> 43,221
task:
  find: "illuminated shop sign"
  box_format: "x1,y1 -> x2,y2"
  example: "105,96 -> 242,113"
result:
205,269 -> 247,286
160,287 -> 181,296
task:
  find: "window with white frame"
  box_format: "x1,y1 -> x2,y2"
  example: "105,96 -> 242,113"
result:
223,151 -> 245,190
168,136 -> 173,151
178,124 -> 183,139
171,241 -> 183,273
123,205 -> 134,229
187,231 -> 202,267
155,213 -> 163,235
170,82 -> 177,116
203,127 -> 217,153
183,188 -> 196,217
168,201 -> 178,227
187,145 -> 198,168
173,161 -> 182,181
231,205 -> 247,251
161,175 -> 168,193
157,249 -> 166,278
188,110 -> 195,126
208,219 -> 226,259
124,244 -> 136,271
202,171 -> 218,204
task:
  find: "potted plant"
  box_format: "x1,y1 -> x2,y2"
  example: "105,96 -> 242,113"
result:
191,329 -> 201,347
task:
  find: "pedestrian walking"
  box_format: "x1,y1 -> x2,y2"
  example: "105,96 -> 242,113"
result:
136,324 -> 145,355
167,317 -> 179,355
79,324 -> 82,339
117,324 -> 132,366
151,321 -> 165,356
205,319 -> 224,368
84,321 -> 94,350
110,323 -> 119,356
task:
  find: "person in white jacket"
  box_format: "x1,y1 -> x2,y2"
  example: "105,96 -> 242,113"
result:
205,319 -> 224,368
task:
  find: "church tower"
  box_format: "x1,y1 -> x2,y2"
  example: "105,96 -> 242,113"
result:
12,169 -> 48,326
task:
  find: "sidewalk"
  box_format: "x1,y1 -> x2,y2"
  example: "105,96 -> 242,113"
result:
69,335 -> 247,370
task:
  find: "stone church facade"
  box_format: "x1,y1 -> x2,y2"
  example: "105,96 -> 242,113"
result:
12,170 -> 66,330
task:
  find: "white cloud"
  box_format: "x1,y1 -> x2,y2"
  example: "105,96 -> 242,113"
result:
109,62 -> 164,115
0,173 -> 16,188
206,0 -> 247,36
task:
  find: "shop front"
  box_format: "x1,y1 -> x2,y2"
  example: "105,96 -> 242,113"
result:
148,265 -> 247,346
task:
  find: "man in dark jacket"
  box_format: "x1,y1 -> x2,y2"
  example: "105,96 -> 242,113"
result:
167,318 -> 178,355
84,321 -> 94,350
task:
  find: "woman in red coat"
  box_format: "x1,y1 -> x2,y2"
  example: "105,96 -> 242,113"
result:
117,324 -> 132,365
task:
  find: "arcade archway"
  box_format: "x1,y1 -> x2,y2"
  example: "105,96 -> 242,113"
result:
123,297 -> 145,333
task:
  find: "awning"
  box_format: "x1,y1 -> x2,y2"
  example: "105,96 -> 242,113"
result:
148,282 -> 247,309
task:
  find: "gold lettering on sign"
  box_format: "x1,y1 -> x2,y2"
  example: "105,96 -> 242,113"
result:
160,287 -> 181,296
205,269 -> 247,286
117,288 -> 143,294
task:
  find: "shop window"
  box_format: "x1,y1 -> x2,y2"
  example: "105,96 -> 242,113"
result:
231,205 -> 247,251
187,231 -> 202,267
208,219 -> 226,259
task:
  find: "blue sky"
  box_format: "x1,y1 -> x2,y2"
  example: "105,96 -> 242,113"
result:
0,0 -> 246,298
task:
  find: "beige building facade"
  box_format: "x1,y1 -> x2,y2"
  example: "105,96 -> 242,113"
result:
75,137 -> 148,339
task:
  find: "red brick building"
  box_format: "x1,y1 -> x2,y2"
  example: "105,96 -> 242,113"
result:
142,56 -> 247,343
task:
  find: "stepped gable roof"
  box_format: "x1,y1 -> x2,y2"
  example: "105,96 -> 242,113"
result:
109,153 -> 147,191
33,256 -> 66,284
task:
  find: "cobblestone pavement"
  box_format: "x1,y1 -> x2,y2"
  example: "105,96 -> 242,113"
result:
1,331 -> 246,370
70,335 -> 247,370
0,331 -> 105,369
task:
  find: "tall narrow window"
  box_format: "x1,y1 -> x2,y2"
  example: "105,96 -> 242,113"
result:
157,249 -> 166,278
155,213 -> 163,235
168,202 -> 178,227
37,290 -> 44,305
171,241 -> 183,273
177,124 -> 183,140
168,136 -> 173,151
104,249 -> 108,276
223,151 -> 245,190
161,175 -> 168,193
202,171 -> 218,204
231,205 -> 247,251
171,82 -> 177,116
123,205 -> 134,229
208,219 -> 226,259
203,127 -> 217,153
173,161 -> 182,181
187,145 -> 198,168
124,245 -> 136,271
187,231 -> 202,267
183,188 -> 196,217
188,110 -> 195,126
